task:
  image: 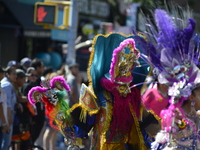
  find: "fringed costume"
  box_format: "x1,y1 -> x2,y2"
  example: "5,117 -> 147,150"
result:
27,3 -> 200,150
28,32 -> 153,150
70,33 -> 150,150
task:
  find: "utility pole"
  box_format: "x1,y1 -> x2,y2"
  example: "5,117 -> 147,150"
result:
66,0 -> 78,65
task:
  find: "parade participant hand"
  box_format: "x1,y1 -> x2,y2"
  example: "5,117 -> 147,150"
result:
173,108 -> 188,130
173,108 -> 183,121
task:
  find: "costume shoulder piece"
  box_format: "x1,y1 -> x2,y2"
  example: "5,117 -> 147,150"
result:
70,83 -> 99,123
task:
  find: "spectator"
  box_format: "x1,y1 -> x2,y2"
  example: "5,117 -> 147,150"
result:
20,57 -> 32,71
42,67 -> 54,79
1,66 -> 17,150
30,58 -> 44,85
30,58 -> 45,148
76,72 -> 83,93
0,67 -> 9,150
22,67 -> 38,96
22,67 -> 38,147
66,63 -> 80,107
22,67 -> 38,117
12,69 -> 31,150
57,64 -> 67,79
43,72 -> 59,150
14,69 -> 29,103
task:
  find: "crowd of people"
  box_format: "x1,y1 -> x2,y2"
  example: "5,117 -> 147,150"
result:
0,58 -> 83,150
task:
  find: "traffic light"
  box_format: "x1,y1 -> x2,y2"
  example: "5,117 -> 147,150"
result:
34,2 -> 58,25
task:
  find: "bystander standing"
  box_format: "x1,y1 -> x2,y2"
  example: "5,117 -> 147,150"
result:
0,67 -> 9,150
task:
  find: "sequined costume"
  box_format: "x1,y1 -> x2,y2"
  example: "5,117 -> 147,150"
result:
27,32 -> 152,150
151,116 -> 200,150
137,4 -> 200,150
70,33 -> 150,150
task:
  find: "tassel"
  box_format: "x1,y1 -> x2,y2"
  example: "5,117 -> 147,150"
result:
79,108 -> 87,123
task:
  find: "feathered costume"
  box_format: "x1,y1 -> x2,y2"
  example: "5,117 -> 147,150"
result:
27,3 -> 200,149
28,76 -> 71,129
70,33 -> 150,150
139,4 -> 200,150
27,33 -> 152,150
28,76 -> 82,148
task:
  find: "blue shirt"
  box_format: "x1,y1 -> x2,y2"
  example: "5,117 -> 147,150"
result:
0,86 -> 8,126
1,77 -> 17,111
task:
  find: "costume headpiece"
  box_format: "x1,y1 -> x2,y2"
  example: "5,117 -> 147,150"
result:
28,76 -> 70,105
88,33 -> 151,95
142,6 -> 200,100
109,38 -> 140,84
28,76 -> 78,142
141,4 -> 200,148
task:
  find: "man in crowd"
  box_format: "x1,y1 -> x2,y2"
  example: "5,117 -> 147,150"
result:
66,63 -> 80,107
30,58 -> 45,148
0,67 -> 9,150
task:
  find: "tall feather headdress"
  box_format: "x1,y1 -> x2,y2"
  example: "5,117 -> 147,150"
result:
141,4 -> 200,91
139,4 -> 200,148
138,4 -> 200,149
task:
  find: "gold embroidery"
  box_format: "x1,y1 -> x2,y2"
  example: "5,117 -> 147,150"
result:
103,90 -> 112,102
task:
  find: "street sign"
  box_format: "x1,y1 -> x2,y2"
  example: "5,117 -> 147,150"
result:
34,2 -> 58,25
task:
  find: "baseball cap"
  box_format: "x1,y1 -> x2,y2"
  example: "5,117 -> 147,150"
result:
16,69 -> 29,78
7,60 -> 19,67
20,57 -> 32,69
68,63 -> 79,69
26,67 -> 35,75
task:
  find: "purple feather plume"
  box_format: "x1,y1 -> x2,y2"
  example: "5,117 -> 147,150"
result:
182,18 -> 196,54
155,9 -> 177,49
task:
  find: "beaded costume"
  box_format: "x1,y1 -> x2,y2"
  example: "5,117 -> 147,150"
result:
139,4 -> 200,150
70,33 -> 150,150
27,3 -> 200,150
28,33 -> 152,150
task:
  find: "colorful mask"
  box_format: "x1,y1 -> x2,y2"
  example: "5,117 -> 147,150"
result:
109,38 -> 140,84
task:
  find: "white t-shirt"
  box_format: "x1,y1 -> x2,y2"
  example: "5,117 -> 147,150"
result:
0,87 -> 8,126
